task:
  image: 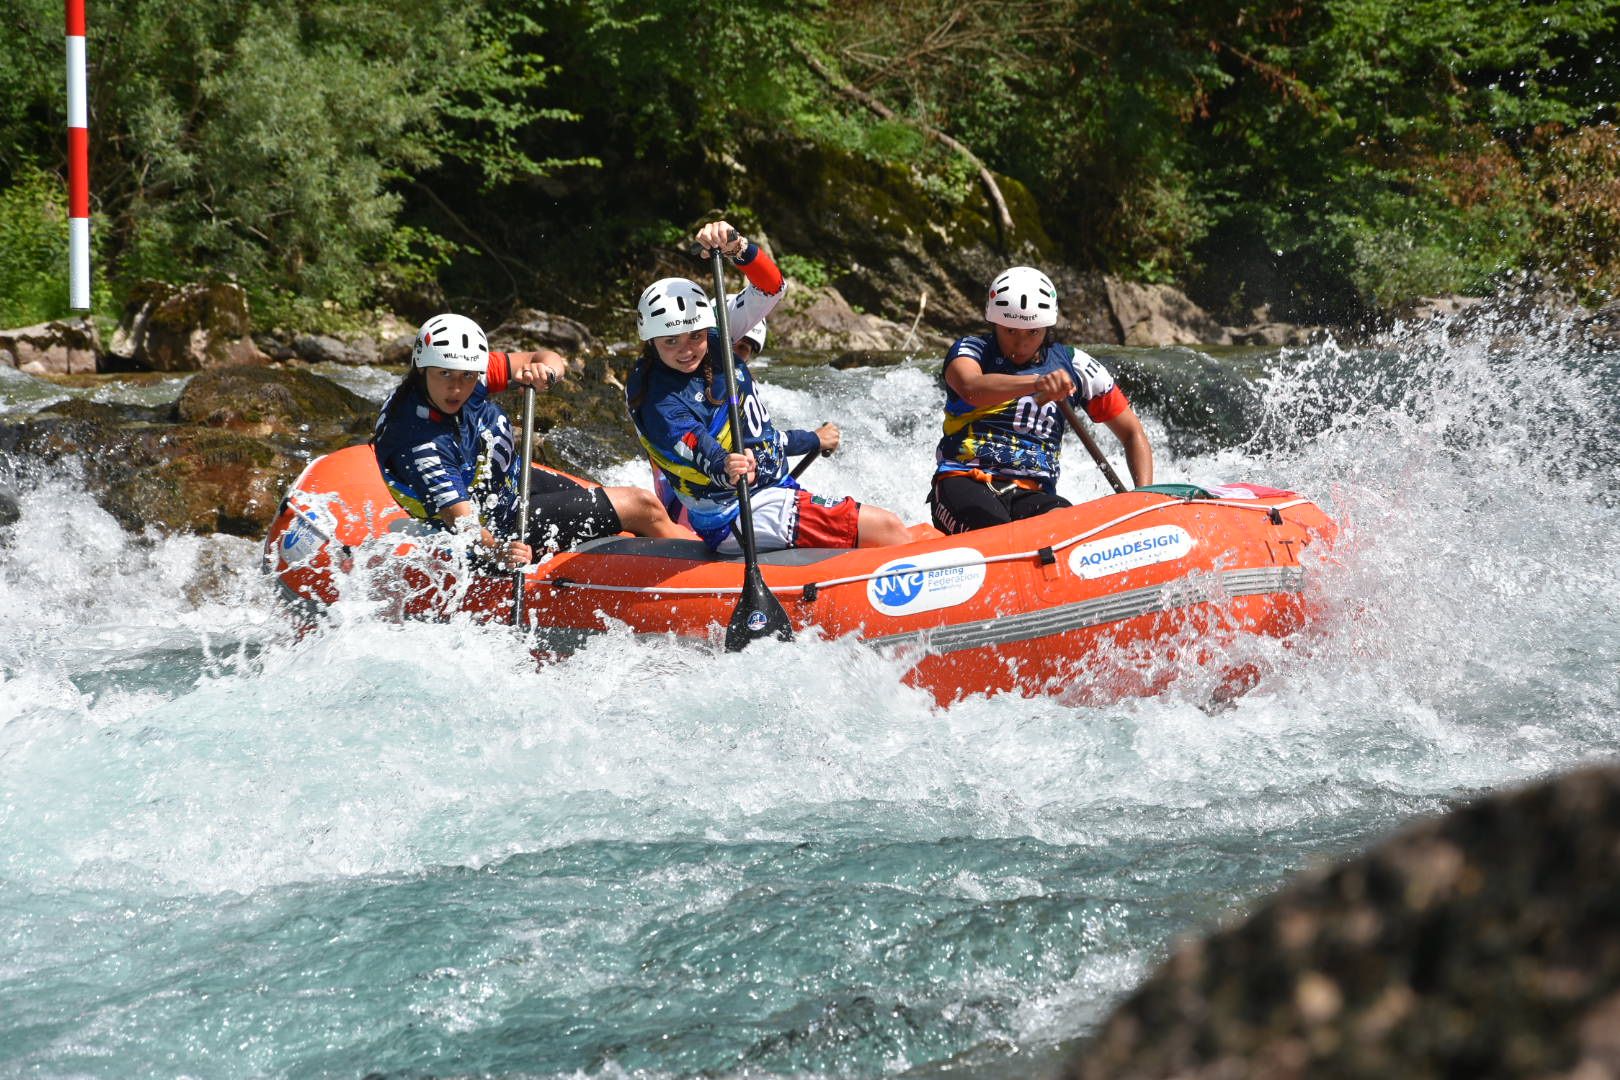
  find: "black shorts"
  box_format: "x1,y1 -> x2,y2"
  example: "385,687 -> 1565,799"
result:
928,473 -> 1069,534
519,467 -> 622,552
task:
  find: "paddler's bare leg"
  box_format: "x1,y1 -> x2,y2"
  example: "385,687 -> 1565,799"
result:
603,486 -> 691,538
857,504 -> 909,547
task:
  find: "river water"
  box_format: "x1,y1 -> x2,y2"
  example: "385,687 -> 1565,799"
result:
1,308 -> 1617,1078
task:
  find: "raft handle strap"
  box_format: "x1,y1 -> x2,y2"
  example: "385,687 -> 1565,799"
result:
1038,547 -> 1056,565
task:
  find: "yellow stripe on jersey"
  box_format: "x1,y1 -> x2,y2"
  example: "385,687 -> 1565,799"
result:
941,400 -> 1014,438
385,482 -> 432,521
637,432 -> 716,497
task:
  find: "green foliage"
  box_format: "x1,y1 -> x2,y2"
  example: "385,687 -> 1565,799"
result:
816,0 -> 1618,314
1172,0 -> 1617,313
0,0 -> 60,174
0,168 -> 114,326
0,0 -> 587,326
0,0 -> 1614,329
0,169 -> 71,326
1526,123 -> 1620,299
776,253 -> 832,289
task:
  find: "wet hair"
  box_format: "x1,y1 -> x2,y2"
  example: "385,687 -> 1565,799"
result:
396,364 -> 428,395
370,364 -> 428,445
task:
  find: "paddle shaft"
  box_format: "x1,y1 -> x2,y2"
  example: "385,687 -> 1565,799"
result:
706,239 -> 794,648
710,250 -> 766,565
790,432 -> 832,481
1058,400 -> 1128,494
512,384 -> 536,627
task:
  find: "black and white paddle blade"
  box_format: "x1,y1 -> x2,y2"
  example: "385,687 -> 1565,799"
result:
724,562 -> 794,651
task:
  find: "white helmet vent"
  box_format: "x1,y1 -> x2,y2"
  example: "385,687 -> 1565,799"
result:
984,266 -> 1059,328
413,314 -> 490,372
637,278 -> 717,340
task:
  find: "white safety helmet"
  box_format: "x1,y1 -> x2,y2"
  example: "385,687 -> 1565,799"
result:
637,278 -> 716,340
726,292 -> 767,353
985,266 -> 1058,328
412,313 -> 489,372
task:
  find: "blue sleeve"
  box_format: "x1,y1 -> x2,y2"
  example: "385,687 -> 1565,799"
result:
941,335 -> 985,385
384,430 -> 472,515
639,384 -> 731,484
784,428 -> 820,456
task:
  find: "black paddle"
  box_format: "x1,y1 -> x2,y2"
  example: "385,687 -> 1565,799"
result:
705,233 -> 794,650
790,426 -> 833,481
1058,400 -> 1128,494
512,383 -> 537,627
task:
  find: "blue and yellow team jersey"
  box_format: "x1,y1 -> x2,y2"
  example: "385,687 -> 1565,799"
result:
934,335 -> 1128,493
626,331 -> 820,547
372,354 -> 521,534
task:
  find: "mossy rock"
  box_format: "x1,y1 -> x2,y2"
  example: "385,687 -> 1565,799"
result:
120,280 -> 268,371
490,355 -> 641,476
97,426 -> 302,535
31,396 -> 168,426
739,136 -> 1056,332
0,377 -> 332,537
176,364 -> 371,435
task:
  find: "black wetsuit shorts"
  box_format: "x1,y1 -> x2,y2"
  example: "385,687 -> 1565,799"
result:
928,472 -> 1069,535
518,466 -> 622,552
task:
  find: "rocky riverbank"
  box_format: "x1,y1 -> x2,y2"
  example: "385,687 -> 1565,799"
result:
0,260 -> 1330,383
1,278 -> 1614,541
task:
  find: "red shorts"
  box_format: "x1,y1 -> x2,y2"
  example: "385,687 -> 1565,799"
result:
792,488 -> 861,548
714,485 -> 862,554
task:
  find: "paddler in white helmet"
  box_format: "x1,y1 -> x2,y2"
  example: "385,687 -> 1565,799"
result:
928,265 -> 1153,534
372,313 -> 686,569
727,295 -> 768,364
625,220 -> 910,554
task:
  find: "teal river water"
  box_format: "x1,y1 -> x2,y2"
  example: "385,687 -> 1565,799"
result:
1,309 -> 1617,1077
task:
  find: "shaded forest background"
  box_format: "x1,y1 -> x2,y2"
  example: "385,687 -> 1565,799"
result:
1,0 -> 1615,337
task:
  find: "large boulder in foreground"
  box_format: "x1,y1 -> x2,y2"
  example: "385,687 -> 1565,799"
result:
1062,765 -> 1620,1080
0,398 -> 304,535
110,281 -> 269,371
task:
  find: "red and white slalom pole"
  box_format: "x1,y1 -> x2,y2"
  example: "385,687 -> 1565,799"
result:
66,0 -> 89,310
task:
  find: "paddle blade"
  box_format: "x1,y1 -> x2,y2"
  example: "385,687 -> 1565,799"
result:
725,562 -> 794,651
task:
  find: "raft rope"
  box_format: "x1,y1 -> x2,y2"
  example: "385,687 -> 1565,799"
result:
533,496 -> 1315,598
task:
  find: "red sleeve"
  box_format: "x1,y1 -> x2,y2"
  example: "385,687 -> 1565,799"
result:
736,244 -> 785,296
486,351 -> 511,394
1086,385 -> 1128,424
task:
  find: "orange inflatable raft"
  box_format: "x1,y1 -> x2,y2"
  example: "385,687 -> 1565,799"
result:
264,445 -> 1337,704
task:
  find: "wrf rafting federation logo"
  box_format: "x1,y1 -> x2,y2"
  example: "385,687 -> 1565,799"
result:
867,548 -> 988,616
1067,524 -> 1193,579
279,504 -> 337,567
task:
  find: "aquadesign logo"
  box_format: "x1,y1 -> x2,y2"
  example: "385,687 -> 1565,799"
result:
1067,524 -> 1193,579
867,547 -> 988,616
747,610 -> 767,631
